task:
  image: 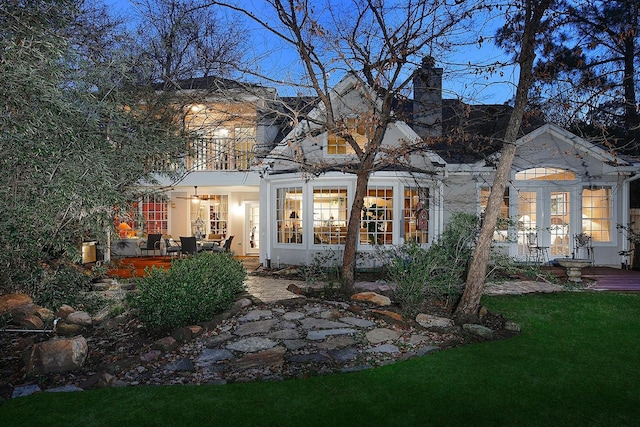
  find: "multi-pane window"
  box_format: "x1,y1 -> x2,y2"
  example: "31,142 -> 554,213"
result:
515,167 -> 576,181
277,187 -> 303,244
582,187 -> 612,242
327,118 -> 370,155
141,195 -> 168,235
361,186 -> 393,245
208,195 -> 228,237
312,187 -> 348,245
404,187 -> 429,244
480,187 -> 510,242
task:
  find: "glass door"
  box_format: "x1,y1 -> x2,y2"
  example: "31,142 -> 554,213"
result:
246,202 -> 259,255
517,189 -> 571,260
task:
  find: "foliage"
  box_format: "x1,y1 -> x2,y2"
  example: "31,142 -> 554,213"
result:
129,252 -> 246,330
0,1 -> 187,294
301,249 -> 341,286
381,212 -> 479,315
30,263 -> 93,312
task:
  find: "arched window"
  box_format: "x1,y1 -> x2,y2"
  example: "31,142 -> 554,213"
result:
515,167 -> 575,181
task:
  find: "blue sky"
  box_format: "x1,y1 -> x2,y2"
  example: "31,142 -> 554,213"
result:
104,0 -> 516,104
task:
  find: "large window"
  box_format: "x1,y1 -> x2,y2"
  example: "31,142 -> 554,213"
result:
582,187 -> 612,242
189,127 -> 256,171
404,187 -> 429,244
515,167 -> 576,181
361,186 -> 393,245
327,118 -> 370,155
277,187 -> 303,244
208,195 -> 228,237
480,187 -> 510,242
142,195 -> 168,235
313,187 -> 348,245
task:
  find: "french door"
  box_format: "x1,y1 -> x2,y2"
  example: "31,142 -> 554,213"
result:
517,189 -> 572,259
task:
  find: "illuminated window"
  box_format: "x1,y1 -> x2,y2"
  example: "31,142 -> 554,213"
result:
208,195 -> 228,237
480,187 -> 510,242
277,187 -> 303,244
404,187 -> 429,244
312,187 -> 348,245
327,118 -> 370,155
582,187 -> 612,242
515,167 -> 576,180
142,195 -> 168,235
361,186 -> 393,245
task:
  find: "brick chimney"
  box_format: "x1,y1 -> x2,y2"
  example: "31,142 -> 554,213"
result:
413,56 -> 443,139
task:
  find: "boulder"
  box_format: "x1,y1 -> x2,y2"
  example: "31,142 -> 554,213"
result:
55,304 -> 75,319
462,324 -> 494,339
350,292 -> 391,306
55,322 -> 85,336
23,336 -> 88,375
0,294 -> 32,315
66,311 -> 92,326
20,314 -> 44,330
415,313 -> 455,329
152,336 -> 178,352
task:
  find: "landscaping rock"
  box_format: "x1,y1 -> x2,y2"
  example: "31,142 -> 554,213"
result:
226,337 -> 277,352
365,328 -> 402,344
66,311 -> 92,326
153,336 -> 178,352
415,313 -> 455,329
350,292 -> 391,306
23,336 -> 88,375
0,294 -> 32,315
462,324 -> 494,339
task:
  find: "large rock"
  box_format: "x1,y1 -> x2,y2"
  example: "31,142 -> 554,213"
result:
351,292 -> 391,306
23,336 -> 88,375
66,311 -> 92,326
415,313 -> 455,329
0,294 -> 32,315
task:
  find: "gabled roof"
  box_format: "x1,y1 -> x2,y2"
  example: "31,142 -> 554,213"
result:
264,74 -> 446,174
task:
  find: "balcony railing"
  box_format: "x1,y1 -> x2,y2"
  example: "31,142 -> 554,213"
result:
186,137 -> 257,171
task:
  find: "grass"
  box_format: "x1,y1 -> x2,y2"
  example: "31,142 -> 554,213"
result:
1,292 -> 639,426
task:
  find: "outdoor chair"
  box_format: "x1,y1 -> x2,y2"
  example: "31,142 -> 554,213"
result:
164,238 -> 181,259
212,235 -> 234,253
180,236 -> 200,256
139,234 -> 162,257
526,232 -> 549,265
574,233 -> 594,261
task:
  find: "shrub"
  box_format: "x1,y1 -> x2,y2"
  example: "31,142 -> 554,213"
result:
382,212 -> 479,316
129,252 -> 246,330
31,262 -> 93,311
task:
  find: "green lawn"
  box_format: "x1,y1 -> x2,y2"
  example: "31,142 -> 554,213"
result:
1,292 -> 639,426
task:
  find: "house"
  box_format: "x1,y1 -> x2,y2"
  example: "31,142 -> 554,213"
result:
120,63 -> 640,269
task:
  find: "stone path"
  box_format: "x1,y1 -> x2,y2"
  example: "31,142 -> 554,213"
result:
117,297 -> 445,386
108,277 -> 544,387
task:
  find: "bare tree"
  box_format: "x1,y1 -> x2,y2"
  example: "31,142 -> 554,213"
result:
132,0 -> 247,87
455,0 -> 558,319
215,0 -> 481,292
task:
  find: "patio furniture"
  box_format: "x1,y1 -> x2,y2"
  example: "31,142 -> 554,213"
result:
139,234 -> 162,257
526,232 -> 549,265
574,233 -> 594,262
180,236 -> 201,256
164,238 -> 181,259
212,235 -> 234,253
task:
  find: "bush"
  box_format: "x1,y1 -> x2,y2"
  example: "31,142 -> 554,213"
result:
382,212 -> 479,316
31,262 -> 93,311
129,252 -> 246,330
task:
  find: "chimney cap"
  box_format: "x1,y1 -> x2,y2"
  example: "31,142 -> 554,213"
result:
421,56 -> 435,68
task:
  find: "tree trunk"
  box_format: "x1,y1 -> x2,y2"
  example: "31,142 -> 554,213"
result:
341,167 -> 371,294
455,0 -> 547,318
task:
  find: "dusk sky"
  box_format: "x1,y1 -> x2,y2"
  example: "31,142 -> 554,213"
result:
104,0 -> 517,104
